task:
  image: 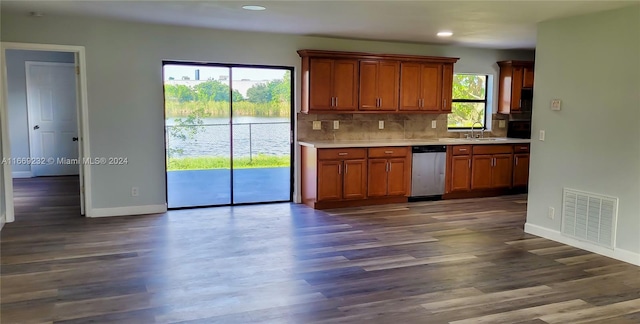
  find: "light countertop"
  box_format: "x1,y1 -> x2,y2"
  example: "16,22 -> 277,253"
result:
298,138 -> 531,148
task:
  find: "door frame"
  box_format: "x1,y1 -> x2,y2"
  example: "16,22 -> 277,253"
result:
25,61 -> 79,177
0,42 -> 92,222
162,61 -> 295,208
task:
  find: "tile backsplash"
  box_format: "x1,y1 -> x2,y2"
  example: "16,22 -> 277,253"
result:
298,113 -> 507,141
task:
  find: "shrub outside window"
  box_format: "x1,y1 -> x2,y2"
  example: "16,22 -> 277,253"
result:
447,74 -> 488,129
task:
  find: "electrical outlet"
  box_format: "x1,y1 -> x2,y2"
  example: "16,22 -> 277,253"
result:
548,207 -> 555,219
378,120 -> 384,129
539,130 -> 545,141
551,99 -> 562,110
431,120 -> 437,129
131,187 -> 139,197
499,120 -> 506,128
312,121 -> 321,130
333,120 -> 339,130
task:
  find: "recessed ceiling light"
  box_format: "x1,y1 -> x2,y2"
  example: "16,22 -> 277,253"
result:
437,31 -> 453,37
242,5 -> 266,11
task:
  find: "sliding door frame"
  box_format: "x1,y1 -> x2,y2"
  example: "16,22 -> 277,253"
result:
162,61 -> 294,209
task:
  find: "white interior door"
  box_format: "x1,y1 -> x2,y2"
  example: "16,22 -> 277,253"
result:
26,62 -> 79,176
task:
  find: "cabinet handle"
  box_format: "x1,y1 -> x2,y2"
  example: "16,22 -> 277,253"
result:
520,146 -> 528,150
443,99 -> 446,109
420,98 -> 424,108
345,164 -> 348,174
515,156 -> 519,166
468,159 -> 471,169
379,98 -> 382,107
338,152 -> 348,156
384,151 -> 393,154
519,99 -> 522,108
387,162 -> 391,172
459,148 -> 467,152
385,162 -> 389,172
338,163 -> 342,174
335,97 -> 338,107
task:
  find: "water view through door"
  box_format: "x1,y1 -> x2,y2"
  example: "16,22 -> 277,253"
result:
164,63 -> 292,208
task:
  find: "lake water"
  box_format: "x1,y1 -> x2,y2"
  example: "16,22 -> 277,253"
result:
166,116 -> 291,158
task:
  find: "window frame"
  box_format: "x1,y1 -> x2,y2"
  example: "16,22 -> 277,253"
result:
448,73 -> 489,130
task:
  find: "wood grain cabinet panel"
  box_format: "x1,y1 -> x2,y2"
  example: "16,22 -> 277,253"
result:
359,60 -> 399,111
471,155 -> 493,190
343,159 -> 367,199
399,62 -> 449,113
367,159 -> 389,197
513,153 -> 530,187
308,58 -> 358,112
498,60 -> 535,114
450,155 -> 472,192
317,160 -> 342,201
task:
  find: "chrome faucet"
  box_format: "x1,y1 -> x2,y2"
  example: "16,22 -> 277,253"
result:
470,122 -> 484,139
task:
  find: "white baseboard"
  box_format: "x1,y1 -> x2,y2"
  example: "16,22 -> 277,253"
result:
525,223 -> 640,266
12,171 -> 33,178
87,204 -> 167,218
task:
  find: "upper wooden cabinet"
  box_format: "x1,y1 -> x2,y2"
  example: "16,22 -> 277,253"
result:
308,58 -> 359,112
359,60 -> 399,111
399,62 -> 454,113
298,50 -> 458,114
498,60 -> 535,114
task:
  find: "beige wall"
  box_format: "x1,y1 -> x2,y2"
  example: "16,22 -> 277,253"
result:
526,6 -> 640,261
1,12 -> 533,213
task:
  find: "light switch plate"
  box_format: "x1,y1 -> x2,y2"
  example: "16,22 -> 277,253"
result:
499,120 -> 506,128
378,120 -> 384,129
539,130 -> 545,141
431,120 -> 437,129
551,99 -> 562,111
312,121 -> 321,130
333,120 -> 339,130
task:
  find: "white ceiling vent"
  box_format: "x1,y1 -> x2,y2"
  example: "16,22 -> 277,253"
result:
562,188 -> 618,249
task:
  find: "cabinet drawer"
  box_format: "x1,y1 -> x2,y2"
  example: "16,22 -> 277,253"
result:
368,147 -> 409,158
451,145 -> 471,156
513,144 -> 530,153
318,148 -> 366,160
473,145 -> 513,155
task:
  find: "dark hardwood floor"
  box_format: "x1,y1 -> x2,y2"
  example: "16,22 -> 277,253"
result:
1,177 -> 639,323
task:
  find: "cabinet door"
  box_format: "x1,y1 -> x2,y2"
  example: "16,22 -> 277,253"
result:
523,66 -> 534,88
377,61 -> 399,111
420,63 -> 443,112
492,154 -> 513,188
399,63 -> 422,111
510,66 -> 523,111
441,63 -> 454,113
450,155 -> 471,192
343,159 -> 367,200
309,59 -> 334,111
471,155 -> 493,190
359,61 -> 379,111
387,158 -> 407,196
513,153 -> 530,187
317,160 -> 342,201
333,60 -> 359,111
367,159 -> 388,197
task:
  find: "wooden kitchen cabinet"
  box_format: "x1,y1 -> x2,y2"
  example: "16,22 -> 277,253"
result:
448,145 -> 472,192
367,147 -> 410,197
498,60 -> 535,114
359,60 -> 399,111
512,144 -> 530,187
316,148 -> 367,202
399,62 -> 454,113
298,50 -> 458,114
471,145 -> 514,190
306,58 -> 359,112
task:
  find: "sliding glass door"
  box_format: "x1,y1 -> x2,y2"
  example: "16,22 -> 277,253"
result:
163,63 -> 292,208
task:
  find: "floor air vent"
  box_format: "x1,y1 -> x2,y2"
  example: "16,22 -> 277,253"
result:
562,188 -> 617,249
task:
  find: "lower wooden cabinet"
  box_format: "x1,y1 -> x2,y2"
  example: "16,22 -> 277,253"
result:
301,145 -> 411,209
446,144 -> 527,198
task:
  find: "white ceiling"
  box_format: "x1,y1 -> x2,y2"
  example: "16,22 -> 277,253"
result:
2,1 -> 637,49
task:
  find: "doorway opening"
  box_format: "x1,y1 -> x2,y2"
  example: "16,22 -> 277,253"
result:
1,43 -> 90,223
163,62 -> 294,208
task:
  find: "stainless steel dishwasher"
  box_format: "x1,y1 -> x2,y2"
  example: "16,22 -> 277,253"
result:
410,145 -> 447,201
